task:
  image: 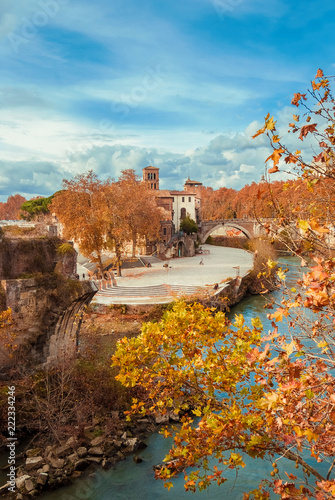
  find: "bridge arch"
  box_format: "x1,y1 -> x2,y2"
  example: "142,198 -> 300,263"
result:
200,222 -> 253,244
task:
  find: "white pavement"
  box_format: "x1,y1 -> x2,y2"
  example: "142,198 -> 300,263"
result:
91,245 -> 254,305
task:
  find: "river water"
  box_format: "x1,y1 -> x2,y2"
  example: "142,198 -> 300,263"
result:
15,257 -> 332,498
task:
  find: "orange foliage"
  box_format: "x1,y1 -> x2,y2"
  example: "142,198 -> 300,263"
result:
0,194 -> 26,220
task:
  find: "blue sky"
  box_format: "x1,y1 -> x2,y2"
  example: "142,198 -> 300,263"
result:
0,0 -> 334,200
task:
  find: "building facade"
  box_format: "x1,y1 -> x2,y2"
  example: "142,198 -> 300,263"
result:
142,166 -> 202,243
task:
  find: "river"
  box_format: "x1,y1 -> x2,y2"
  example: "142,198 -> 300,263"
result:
12,257 -> 332,498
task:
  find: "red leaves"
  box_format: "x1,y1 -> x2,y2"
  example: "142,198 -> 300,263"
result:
291,93 -> 307,107
299,123 -> 317,141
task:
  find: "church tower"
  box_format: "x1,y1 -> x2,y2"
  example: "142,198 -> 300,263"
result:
142,166 -> 159,190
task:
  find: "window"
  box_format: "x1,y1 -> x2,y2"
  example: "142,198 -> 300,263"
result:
154,183 -> 156,189
163,227 -> 167,235
181,208 -> 186,219
188,197 -> 191,202
151,183 -> 153,189
182,197 -> 185,202
153,173 -> 156,179
172,197 -> 174,202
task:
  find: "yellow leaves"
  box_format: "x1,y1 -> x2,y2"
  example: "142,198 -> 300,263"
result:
276,268 -> 286,281
262,391 -> 279,410
229,452 -> 245,468
252,113 -> 276,138
283,340 -> 295,356
304,429 -> 319,442
265,115 -> 276,131
251,317 -> 263,330
269,307 -> 287,322
317,340 -> 329,352
298,219 -> 310,232
293,114 -> 299,122
267,259 -> 277,270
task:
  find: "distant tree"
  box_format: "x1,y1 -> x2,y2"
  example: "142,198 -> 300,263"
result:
20,195 -> 54,221
0,194 -> 26,220
180,215 -> 198,234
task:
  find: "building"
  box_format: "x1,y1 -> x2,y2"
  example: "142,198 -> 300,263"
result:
142,167 -> 202,243
142,165 -> 159,190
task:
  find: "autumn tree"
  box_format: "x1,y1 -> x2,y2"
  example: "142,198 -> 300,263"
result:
116,170 -> 161,257
51,171 -> 110,277
112,71 -> 335,499
0,194 -> 26,220
52,170 -> 162,277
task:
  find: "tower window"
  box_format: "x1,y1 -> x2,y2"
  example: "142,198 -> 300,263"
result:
182,197 -> 185,203
188,197 -> 191,202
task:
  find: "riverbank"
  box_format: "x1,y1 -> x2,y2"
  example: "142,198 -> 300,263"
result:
92,245 -> 254,305
0,244 -> 275,498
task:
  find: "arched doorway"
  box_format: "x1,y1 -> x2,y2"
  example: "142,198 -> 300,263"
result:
177,241 -> 185,257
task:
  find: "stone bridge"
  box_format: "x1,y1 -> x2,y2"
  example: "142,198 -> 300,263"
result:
199,219 -> 271,244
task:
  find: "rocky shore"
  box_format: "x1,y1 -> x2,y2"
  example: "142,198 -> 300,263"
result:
0,410 -> 179,499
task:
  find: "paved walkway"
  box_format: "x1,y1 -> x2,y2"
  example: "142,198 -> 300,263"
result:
89,245 -> 254,305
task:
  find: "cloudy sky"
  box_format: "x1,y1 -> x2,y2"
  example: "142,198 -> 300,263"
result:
0,0 -> 334,200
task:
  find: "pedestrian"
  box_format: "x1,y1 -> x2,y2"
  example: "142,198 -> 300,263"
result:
199,258 -> 204,265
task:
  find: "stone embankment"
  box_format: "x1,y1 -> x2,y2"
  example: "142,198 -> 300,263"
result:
0,411 -> 179,498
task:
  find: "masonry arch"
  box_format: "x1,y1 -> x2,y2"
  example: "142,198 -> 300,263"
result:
201,223 -> 253,244
177,240 -> 186,257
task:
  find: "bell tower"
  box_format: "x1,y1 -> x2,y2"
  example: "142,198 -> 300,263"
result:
142,165 -> 159,190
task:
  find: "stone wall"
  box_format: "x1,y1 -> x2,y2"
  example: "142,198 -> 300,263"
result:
0,237 -> 76,280
0,277 -> 97,371
0,236 -> 97,373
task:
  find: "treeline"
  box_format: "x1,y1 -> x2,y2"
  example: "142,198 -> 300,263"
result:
0,194 -> 54,221
200,178 -> 331,221
0,194 -> 27,220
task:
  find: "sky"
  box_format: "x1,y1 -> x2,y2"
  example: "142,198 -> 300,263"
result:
0,0 -> 335,201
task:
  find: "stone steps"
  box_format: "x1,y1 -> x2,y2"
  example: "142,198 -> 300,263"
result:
97,283 -> 205,298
